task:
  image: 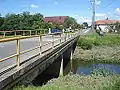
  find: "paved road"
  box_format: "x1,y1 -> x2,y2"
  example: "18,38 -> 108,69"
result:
0,30 -> 90,71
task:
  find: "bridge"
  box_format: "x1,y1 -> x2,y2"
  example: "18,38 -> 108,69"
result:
0,31 -> 80,90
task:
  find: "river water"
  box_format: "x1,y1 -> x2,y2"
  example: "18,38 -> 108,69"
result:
72,60 -> 120,75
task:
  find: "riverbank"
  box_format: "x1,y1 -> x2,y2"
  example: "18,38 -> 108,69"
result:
73,46 -> 120,64
13,74 -> 120,90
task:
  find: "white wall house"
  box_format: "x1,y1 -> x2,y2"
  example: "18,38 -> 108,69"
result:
95,20 -> 120,32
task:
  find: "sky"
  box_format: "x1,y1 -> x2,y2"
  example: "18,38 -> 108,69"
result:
0,0 -> 120,24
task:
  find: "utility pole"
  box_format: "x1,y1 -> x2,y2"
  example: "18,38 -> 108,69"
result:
91,0 -> 95,32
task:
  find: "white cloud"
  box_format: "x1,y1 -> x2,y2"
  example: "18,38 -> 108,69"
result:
30,4 -> 39,8
54,1 -> 58,5
114,8 -> 120,16
115,8 -> 120,13
96,0 -> 101,5
96,13 -> 106,17
77,17 -> 92,25
91,0 -> 101,5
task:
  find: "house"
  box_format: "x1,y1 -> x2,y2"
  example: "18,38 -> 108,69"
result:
44,16 -> 68,25
95,20 -> 120,32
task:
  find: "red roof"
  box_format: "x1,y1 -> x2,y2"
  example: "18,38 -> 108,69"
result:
44,16 -> 68,24
96,20 -> 120,25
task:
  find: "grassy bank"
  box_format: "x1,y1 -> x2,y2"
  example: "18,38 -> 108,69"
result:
77,34 -> 120,50
75,34 -> 120,64
13,74 -> 120,90
73,46 -> 120,64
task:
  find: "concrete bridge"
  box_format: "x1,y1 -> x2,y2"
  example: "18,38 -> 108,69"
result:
0,31 -> 80,90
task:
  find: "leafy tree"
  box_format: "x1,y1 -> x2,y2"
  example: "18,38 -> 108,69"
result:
64,17 -> 77,29
0,11 -> 45,30
0,14 -> 4,29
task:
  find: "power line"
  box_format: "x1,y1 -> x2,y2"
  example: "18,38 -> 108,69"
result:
103,0 -> 118,8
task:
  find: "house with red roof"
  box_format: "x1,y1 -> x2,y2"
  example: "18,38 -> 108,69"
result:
44,16 -> 68,25
95,19 -> 120,32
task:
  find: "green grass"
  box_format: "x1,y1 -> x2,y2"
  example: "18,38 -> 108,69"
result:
77,34 -> 120,50
74,46 -> 120,64
13,74 -> 120,90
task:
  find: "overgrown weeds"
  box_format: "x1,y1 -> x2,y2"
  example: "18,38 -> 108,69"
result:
77,34 -> 120,50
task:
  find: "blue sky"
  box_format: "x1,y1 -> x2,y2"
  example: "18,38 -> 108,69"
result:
0,0 -> 120,24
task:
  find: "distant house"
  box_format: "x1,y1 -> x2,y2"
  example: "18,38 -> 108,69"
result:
44,16 -> 68,25
95,20 -> 120,32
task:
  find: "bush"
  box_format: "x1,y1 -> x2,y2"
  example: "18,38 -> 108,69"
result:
77,38 -> 93,50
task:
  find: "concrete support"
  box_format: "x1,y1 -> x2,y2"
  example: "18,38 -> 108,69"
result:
59,54 -> 63,76
70,49 -> 73,72
63,47 -> 71,69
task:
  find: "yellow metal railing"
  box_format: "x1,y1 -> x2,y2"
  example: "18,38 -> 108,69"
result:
0,29 -> 48,38
0,32 -> 77,69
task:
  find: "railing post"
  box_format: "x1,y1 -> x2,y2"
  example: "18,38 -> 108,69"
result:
65,33 -> 67,41
23,31 -> 25,36
39,35 -> 42,55
36,31 -> 37,35
3,31 -> 6,38
44,29 -> 45,34
16,39 -> 20,67
14,31 -> 16,36
52,35 -> 54,49
30,30 -> 31,36
60,34 -> 62,43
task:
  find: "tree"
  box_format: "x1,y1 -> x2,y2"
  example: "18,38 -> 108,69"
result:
0,11 -> 45,30
64,17 -> 77,29
0,14 -> 4,29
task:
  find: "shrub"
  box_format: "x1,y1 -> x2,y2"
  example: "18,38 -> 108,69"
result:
77,38 -> 93,50
78,34 -> 120,48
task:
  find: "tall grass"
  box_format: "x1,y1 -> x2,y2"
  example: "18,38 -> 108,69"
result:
13,74 -> 120,90
77,34 -> 120,50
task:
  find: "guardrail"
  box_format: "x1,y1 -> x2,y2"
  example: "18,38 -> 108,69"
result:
0,32 -> 77,71
0,29 -> 48,38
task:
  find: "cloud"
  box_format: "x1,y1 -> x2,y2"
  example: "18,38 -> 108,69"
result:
114,8 -> 120,16
54,1 -> 58,5
91,0 -> 101,5
96,0 -> 101,5
116,8 -> 120,13
96,13 -> 106,17
115,8 -> 120,15
30,4 -> 39,8
77,17 -> 92,25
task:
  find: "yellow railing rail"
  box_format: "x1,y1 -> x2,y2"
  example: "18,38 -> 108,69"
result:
0,32 -> 76,69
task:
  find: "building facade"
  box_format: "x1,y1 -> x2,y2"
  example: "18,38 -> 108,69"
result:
95,20 -> 120,32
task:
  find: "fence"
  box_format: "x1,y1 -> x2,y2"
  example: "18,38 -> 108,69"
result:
0,32 -> 77,73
